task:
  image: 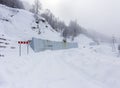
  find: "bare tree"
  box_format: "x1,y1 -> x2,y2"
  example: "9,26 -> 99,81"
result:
30,0 -> 42,34
41,9 -> 83,40
68,20 -> 82,41
41,9 -> 67,32
30,0 -> 41,15
62,28 -> 69,42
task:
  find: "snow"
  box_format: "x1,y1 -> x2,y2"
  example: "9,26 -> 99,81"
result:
0,4 -> 62,41
0,4 -> 120,88
1,46 -> 120,88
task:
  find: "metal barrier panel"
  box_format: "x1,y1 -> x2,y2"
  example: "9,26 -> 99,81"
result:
30,37 -> 78,52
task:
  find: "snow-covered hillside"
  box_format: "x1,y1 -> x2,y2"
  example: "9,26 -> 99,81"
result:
0,4 -> 120,88
0,4 -> 62,56
0,4 -> 62,41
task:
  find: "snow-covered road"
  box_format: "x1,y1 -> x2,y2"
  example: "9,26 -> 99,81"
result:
24,53 -> 104,88
1,48 -> 117,88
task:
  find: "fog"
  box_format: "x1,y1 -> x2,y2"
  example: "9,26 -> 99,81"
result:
22,0 -> 120,37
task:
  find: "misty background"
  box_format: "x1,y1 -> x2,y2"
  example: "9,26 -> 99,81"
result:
0,0 -> 120,43
21,0 -> 120,37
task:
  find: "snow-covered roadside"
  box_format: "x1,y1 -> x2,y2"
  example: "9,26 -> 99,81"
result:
59,48 -> 120,88
1,34 -> 120,88
0,50 -> 106,88
0,46 -> 120,88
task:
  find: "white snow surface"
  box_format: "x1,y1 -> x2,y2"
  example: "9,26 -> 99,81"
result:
0,4 -> 62,41
0,4 -> 120,88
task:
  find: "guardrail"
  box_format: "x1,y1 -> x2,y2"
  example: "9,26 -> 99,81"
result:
30,37 -> 78,52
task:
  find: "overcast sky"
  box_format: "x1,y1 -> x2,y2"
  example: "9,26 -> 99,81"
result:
21,0 -> 120,37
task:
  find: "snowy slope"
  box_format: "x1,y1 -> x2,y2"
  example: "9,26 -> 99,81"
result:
0,4 -> 62,56
0,4 -> 120,88
0,4 -> 62,41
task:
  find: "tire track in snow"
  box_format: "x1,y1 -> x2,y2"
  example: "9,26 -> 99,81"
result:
57,50 -> 109,88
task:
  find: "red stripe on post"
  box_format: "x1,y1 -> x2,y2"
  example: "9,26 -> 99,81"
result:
18,41 -> 20,44
26,41 -> 28,44
18,41 -> 30,44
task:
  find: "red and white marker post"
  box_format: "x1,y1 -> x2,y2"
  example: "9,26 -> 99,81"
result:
18,41 -> 30,56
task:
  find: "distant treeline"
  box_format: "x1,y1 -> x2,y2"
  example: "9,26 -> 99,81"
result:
41,9 -> 85,41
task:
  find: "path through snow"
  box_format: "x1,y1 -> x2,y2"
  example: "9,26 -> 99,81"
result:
0,49 -> 111,88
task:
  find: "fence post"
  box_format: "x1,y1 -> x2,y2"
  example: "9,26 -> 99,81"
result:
27,44 -> 29,55
19,44 -> 21,56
